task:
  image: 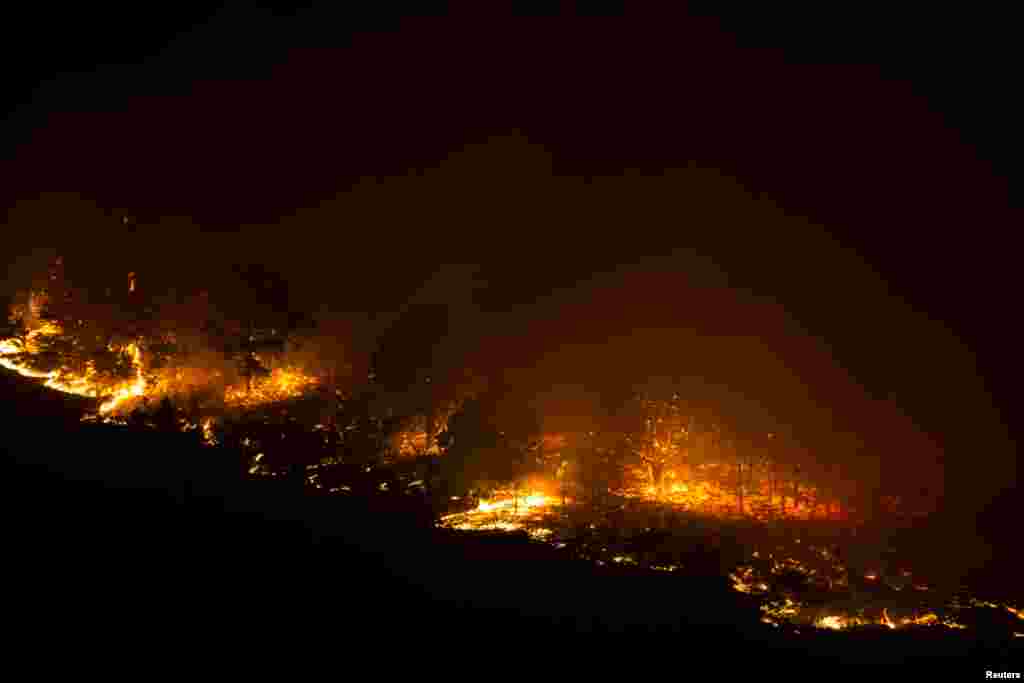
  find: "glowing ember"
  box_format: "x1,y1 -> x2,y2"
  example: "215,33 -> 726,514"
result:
760,597 -> 802,625
201,418 -> 217,446
729,566 -> 770,594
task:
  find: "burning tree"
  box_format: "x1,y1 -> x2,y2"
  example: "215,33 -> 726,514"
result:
623,392 -> 692,498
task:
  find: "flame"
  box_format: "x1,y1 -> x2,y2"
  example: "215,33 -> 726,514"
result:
439,490 -> 561,534
612,467 -> 848,522
97,343 -> 147,415
816,615 -> 847,630
5,317 -> 851,523
0,322 -> 148,412
905,613 -> 939,626
477,499 -> 500,513
2,313 -> 320,423
0,322 -> 63,378
224,367 -> 319,409
735,554 -> 1006,635
201,417 -> 217,445
6,312 -> 1016,640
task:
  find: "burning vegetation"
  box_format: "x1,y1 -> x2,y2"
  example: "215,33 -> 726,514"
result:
0,265 -> 324,430
1,315 -> 321,425
439,489 -> 563,538
2,259 -> 1015,641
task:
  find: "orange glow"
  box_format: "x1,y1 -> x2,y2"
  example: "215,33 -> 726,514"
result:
439,490 -> 563,533
224,367 -> 319,409
1,321 -> 149,412
97,343 -> 147,415
2,315 -> 319,421
816,615 -> 847,630
610,466 -> 848,522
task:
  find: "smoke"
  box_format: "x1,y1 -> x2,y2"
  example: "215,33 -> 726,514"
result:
283,311 -> 359,380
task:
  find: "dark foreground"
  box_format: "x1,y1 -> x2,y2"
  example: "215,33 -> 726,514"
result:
1,374 -> 1020,672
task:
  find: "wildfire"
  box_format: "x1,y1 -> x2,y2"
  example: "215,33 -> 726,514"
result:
612,466 -> 847,522
906,613 -> 939,626
2,313 -> 320,424
439,490 -> 562,534
46,363 -> 103,396
0,320 -> 149,415
778,604 -> 947,632
760,597 -> 802,625
0,338 -> 51,378
6,293 -> 1016,640
0,322 -> 62,378
97,343 -> 147,415
816,615 -> 849,630
224,367 -> 319,409
720,545 -> 1003,635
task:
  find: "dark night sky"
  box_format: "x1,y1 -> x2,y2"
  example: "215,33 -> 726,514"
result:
1,3 -> 1019,513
